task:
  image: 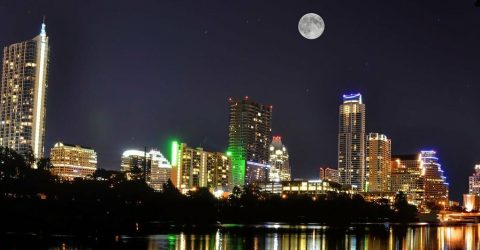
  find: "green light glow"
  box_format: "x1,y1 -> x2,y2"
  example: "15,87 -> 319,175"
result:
171,141 -> 178,165
228,146 -> 245,187
226,151 -> 232,157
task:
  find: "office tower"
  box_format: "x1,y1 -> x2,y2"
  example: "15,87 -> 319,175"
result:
171,142 -> 231,194
0,22 -> 49,161
50,142 -> 97,180
420,150 -> 449,207
338,93 -> 366,191
268,136 -> 291,182
469,165 -> 480,194
365,133 -> 391,192
227,97 -> 272,186
245,162 -> 270,185
320,167 -> 340,183
391,154 -> 424,206
121,149 -> 171,190
121,149 -> 150,180
147,150 -> 172,191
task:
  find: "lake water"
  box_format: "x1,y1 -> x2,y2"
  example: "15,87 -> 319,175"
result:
2,223 -> 480,249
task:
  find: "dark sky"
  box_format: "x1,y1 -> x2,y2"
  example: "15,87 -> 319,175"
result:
0,0 -> 479,200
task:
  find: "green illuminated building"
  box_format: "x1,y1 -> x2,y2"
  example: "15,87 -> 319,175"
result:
227,97 -> 272,187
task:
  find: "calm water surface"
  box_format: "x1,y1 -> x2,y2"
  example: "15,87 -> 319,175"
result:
2,223 -> 480,249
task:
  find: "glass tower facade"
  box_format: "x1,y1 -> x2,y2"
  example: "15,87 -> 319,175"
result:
421,150 -> 449,206
0,22 -> 49,160
227,97 -> 272,187
338,93 -> 366,191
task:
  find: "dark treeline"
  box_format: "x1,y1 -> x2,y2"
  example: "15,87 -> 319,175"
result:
0,147 -> 417,235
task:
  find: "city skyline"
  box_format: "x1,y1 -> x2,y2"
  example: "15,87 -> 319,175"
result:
1,1 -> 479,201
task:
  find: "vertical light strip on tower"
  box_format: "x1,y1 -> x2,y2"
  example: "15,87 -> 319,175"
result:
171,141 -> 178,166
33,22 -> 47,159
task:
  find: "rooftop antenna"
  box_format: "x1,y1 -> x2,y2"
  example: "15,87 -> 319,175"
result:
40,15 -> 46,36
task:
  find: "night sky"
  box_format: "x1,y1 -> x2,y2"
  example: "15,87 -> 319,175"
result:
0,0 -> 479,200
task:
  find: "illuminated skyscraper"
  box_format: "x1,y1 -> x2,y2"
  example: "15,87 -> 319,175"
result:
0,22 -> 49,161
50,142 -> 97,180
121,149 -> 150,179
469,165 -> 480,194
338,93 -> 366,191
366,133 -> 391,192
391,154 -> 424,206
170,142 -> 231,194
121,149 -> 171,191
227,97 -> 272,187
268,136 -> 291,182
420,150 -> 449,206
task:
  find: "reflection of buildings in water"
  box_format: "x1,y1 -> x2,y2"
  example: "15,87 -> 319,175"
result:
440,225 -> 479,250
144,224 -> 480,250
215,230 -> 222,250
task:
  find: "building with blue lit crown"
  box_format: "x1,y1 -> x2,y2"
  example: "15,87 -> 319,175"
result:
420,150 -> 449,207
338,93 -> 366,191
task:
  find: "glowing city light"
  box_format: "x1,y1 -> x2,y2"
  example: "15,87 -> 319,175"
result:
171,141 -> 179,166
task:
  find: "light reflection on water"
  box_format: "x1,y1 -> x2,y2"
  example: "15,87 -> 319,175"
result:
3,223 -> 480,249
133,224 -> 480,250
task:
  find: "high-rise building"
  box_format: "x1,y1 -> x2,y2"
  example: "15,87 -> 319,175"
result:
50,142 -> 97,180
227,97 -> 272,187
366,133 -> 391,192
0,22 -> 49,161
121,149 -> 150,179
469,165 -> 480,194
245,162 -> 270,185
171,142 -> 231,194
338,93 -> 366,191
319,167 -> 340,183
268,136 -> 291,182
420,150 -> 449,207
391,154 -> 424,206
391,151 -> 449,208
147,151 -> 171,191
121,149 -> 171,191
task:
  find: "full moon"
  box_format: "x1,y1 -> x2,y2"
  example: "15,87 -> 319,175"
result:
298,13 -> 325,40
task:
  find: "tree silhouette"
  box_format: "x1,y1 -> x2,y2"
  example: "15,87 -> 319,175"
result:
0,146 -> 28,179
394,191 -> 418,222
23,146 -> 35,168
36,157 -> 53,171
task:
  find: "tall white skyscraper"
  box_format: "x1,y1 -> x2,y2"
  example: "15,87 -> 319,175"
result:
0,22 -> 49,161
338,93 -> 366,191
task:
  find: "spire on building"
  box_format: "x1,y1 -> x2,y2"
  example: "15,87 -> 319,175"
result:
40,16 -> 46,36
